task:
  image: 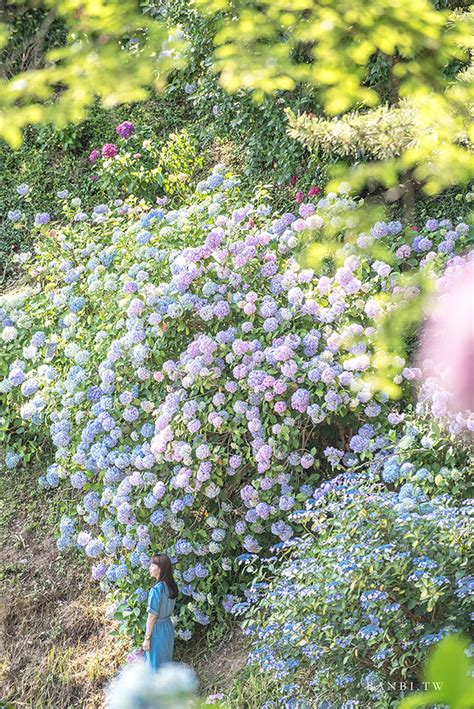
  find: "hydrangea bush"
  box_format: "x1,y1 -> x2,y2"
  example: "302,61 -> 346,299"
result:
240,414 -> 473,707
1,156 -> 472,649
88,126 -> 202,204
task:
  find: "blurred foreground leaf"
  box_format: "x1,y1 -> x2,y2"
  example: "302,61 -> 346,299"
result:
398,635 -> 474,709
0,0 -> 187,147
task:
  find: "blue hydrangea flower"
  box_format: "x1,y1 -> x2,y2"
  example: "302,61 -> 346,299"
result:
34,212 -> 51,226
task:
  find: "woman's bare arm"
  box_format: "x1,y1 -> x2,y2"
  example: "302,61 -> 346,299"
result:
142,612 -> 157,651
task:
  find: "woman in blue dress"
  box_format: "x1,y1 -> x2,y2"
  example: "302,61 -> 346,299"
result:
142,553 -> 178,671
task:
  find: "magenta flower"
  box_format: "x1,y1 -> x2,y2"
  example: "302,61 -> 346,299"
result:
101,143 -> 118,158
88,149 -> 100,162
116,120 -> 135,138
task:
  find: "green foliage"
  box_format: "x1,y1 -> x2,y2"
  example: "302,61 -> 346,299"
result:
197,0 -> 474,194
398,635 -> 474,709
0,4 -> 67,79
153,0 -> 318,185
0,0 -> 318,278
221,664 -> 280,707
0,99 -> 196,282
3,0 -> 471,285
198,0 -> 470,107
0,0 -> 186,147
241,414 -> 473,706
93,129 -> 203,203
287,102 -> 419,161
0,101 -> 313,285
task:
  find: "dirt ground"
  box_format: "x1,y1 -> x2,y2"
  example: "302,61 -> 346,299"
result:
0,468 -> 248,708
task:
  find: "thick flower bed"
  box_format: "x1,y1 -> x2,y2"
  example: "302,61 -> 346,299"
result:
240,415 -> 473,706
1,165 -> 471,645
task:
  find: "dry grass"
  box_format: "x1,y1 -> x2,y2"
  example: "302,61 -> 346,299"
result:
0,467 -> 123,708
0,467 -> 250,708
1,552 -> 122,708
179,627 -> 248,698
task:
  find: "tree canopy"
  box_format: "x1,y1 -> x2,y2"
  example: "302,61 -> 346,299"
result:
0,0 -> 185,147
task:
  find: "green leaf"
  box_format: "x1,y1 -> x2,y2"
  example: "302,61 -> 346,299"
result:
425,635 -> 473,707
398,635 -> 474,709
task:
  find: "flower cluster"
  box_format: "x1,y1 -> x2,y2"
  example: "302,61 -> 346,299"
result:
243,422 -> 472,705
86,121 -> 202,203
1,156 -> 471,647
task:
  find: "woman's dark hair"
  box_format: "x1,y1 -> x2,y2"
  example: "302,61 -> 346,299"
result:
151,554 -> 178,599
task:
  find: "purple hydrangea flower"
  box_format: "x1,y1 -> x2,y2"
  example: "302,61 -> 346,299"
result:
291,388 -> 310,413
34,212 -> 51,227
116,121 -> 135,138
16,183 -> 30,196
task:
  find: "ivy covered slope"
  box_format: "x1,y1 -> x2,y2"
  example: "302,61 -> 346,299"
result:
1,164 -> 472,657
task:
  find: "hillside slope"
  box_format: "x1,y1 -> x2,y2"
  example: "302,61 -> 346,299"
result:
0,466 -> 250,708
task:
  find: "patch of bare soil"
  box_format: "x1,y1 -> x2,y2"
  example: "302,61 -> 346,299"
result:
179,627 -> 249,698
0,471 -> 122,708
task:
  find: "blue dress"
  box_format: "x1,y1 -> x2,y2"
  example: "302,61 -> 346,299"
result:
145,581 -> 176,672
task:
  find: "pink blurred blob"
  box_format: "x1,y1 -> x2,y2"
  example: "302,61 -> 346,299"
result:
126,648 -> 144,664
417,254 -> 474,414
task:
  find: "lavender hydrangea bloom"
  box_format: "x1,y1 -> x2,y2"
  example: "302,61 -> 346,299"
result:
85,539 -> 104,557
291,388 -> 310,413
34,212 -> 51,226
349,435 -> 368,453
116,121 -> 135,138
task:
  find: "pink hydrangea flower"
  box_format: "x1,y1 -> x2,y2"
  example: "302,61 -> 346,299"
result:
101,143 -> 118,158
417,256 -> 474,414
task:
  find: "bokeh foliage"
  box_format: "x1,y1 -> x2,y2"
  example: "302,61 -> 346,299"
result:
197,0 -> 474,195
399,635 -> 474,709
0,0 -> 186,147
